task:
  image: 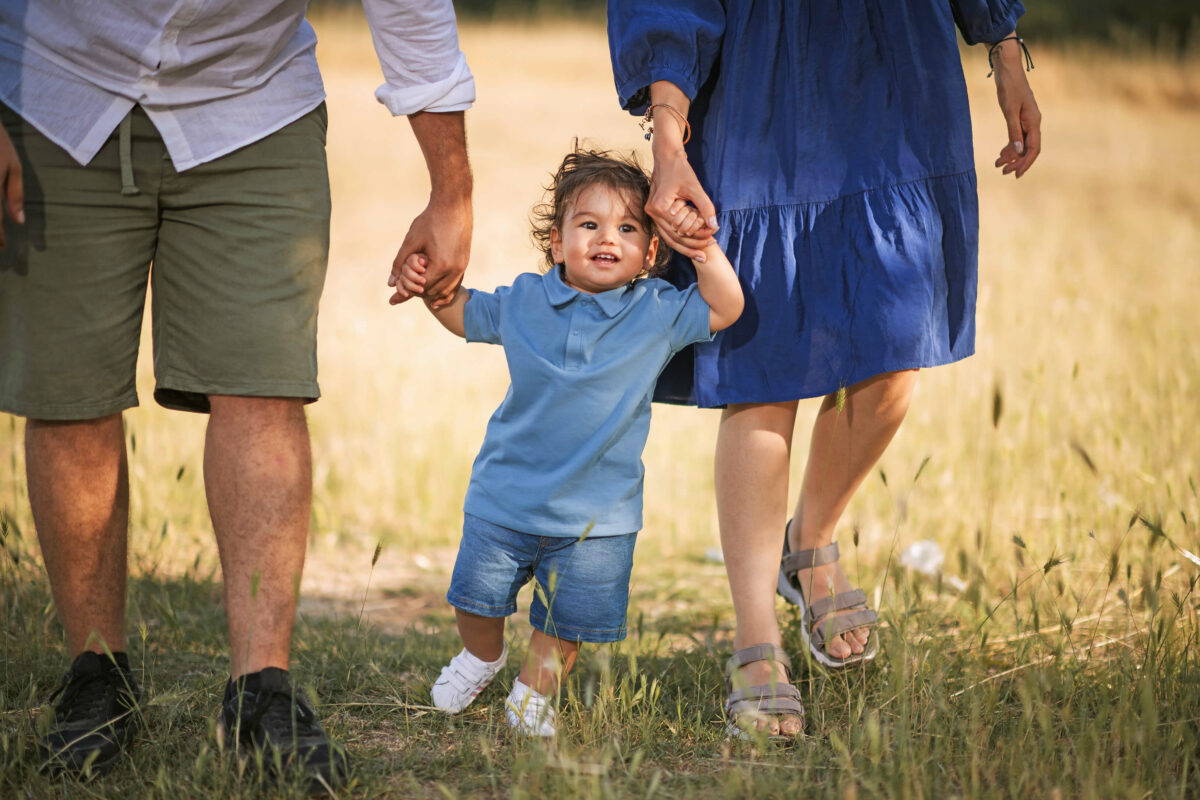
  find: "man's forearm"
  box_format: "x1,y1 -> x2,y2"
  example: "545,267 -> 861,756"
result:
407,110 -> 472,205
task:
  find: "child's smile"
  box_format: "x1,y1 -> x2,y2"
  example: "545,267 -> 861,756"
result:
550,184 -> 659,294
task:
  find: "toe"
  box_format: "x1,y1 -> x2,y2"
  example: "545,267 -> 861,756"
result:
825,634 -> 852,659
778,714 -> 803,738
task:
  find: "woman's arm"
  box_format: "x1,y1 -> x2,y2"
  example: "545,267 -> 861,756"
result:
989,32 -> 1041,179
644,81 -> 719,261
607,1 -> 725,259
945,3 -> 1041,178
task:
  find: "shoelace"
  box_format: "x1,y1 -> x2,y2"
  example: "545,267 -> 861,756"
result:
49,670 -> 122,723
244,685 -> 318,742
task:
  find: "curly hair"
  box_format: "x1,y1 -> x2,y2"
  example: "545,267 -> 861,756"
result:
530,148 -> 669,275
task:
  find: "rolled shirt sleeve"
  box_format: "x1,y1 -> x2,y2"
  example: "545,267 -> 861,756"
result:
949,0 -> 1026,46
361,0 -> 475,115
607,0 -> 725,114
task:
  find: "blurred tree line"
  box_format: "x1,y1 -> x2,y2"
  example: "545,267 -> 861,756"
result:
312,0 -> 1199,56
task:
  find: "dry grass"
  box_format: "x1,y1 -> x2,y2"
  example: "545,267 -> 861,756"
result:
2,16 -> 1199,799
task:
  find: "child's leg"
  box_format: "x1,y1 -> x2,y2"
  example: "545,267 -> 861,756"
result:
506,631 -> 577,737
432,610 -> 509,713
455,608 -> 506,661
517,629 -> 579,696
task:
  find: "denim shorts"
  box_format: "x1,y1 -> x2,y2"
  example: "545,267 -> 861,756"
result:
446,514 -> 637,643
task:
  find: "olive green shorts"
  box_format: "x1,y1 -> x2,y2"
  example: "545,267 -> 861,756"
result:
0,103 -> 330,419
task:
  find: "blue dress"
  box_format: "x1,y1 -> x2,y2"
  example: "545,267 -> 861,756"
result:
608,0 -> 1025,406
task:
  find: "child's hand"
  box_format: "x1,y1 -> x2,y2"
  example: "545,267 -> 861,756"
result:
389,253 -> 429,305
665,199 -> 715,258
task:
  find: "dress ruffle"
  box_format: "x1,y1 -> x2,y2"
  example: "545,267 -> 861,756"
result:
655,170 -> 979,407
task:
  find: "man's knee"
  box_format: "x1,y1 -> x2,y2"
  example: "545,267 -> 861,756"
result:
207,395 -> 307,423
25,414 -> 125,456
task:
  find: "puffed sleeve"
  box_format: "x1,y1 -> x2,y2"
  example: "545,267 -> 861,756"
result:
607,0 -> 725,114
361,0 -> 475,115
463,288 -> 505,345
949,0 -> 1026,46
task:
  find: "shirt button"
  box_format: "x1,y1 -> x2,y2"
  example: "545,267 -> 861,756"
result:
572,330 -> 579,336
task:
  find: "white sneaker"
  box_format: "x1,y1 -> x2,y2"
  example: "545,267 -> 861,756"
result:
505,679 -> 556,737
431,644 -> 508,713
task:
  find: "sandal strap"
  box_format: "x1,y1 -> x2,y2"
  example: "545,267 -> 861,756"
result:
810,608 -> 879,649
724,643 -> 792,678
807,589 -> 868,622
726,683 -> 804,715
781,541 -> 840,573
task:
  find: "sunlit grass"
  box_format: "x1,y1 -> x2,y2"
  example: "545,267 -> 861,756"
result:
2,15 -> 1199,799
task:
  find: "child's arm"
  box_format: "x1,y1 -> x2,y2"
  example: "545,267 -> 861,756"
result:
672,204 -> 742,332
693,242 -> 743,332
397,253 -> 469,337
424,287 -> 469,338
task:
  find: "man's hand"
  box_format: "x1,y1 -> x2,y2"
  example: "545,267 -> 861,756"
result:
387,110 -> 472,309
388,195 -> 471,307
0,125 -> 25,248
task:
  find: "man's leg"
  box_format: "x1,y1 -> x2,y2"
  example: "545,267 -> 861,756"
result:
26,414 -> 129,657
207,395 -> 348,784
204,395 -> 310,678
26,414 -> 144,774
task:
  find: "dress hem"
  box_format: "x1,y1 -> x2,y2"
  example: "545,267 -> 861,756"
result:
656,347 -> 975,409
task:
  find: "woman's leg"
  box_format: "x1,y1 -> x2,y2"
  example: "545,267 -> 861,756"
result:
789,369 -> 918,657
715,400 -> 800,736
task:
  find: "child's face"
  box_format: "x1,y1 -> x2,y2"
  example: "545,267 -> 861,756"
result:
550,183 -> 658,295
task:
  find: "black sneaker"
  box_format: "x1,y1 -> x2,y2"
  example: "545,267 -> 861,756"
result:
218,667 -> 349,789
37,651 -> 142,777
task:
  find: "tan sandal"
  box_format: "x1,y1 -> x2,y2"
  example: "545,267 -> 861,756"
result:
723,643 -> 804,740
778,523 -> 879,669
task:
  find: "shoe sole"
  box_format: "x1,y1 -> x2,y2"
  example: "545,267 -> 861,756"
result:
217,720 -> 347,792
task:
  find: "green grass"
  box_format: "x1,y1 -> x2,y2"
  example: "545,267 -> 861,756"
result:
2,507 -> 1198,798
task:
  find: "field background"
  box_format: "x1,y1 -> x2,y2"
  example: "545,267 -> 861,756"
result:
2,13 -> 1199,799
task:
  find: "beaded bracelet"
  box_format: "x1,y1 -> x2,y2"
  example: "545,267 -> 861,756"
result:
640,103 -> 691,145
987,36 -> 1034,78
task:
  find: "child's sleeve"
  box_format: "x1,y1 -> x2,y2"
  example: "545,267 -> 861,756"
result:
654,283 -> 715,353
462,287 -> 505,345
607,0 -> 726,114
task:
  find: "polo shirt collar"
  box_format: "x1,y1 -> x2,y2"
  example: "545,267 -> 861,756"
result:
543,267 -> 633,318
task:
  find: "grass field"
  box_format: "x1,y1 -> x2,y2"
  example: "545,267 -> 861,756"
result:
3,16 -> 1200,799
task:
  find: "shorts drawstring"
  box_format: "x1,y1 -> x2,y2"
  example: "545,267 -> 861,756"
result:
119,112 -> 140,196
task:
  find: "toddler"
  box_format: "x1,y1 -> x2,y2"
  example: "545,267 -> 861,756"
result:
394,149 -> 743,736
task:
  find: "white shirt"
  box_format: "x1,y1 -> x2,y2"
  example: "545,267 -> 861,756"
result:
0,1 -> 474,171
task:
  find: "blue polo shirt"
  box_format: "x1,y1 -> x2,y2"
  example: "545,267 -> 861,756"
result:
462,267 -> 713,537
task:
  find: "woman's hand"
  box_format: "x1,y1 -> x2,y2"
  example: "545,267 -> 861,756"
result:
990,37 -> 1042,179
647,149 -> 718,260
645,80 -> 718,260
